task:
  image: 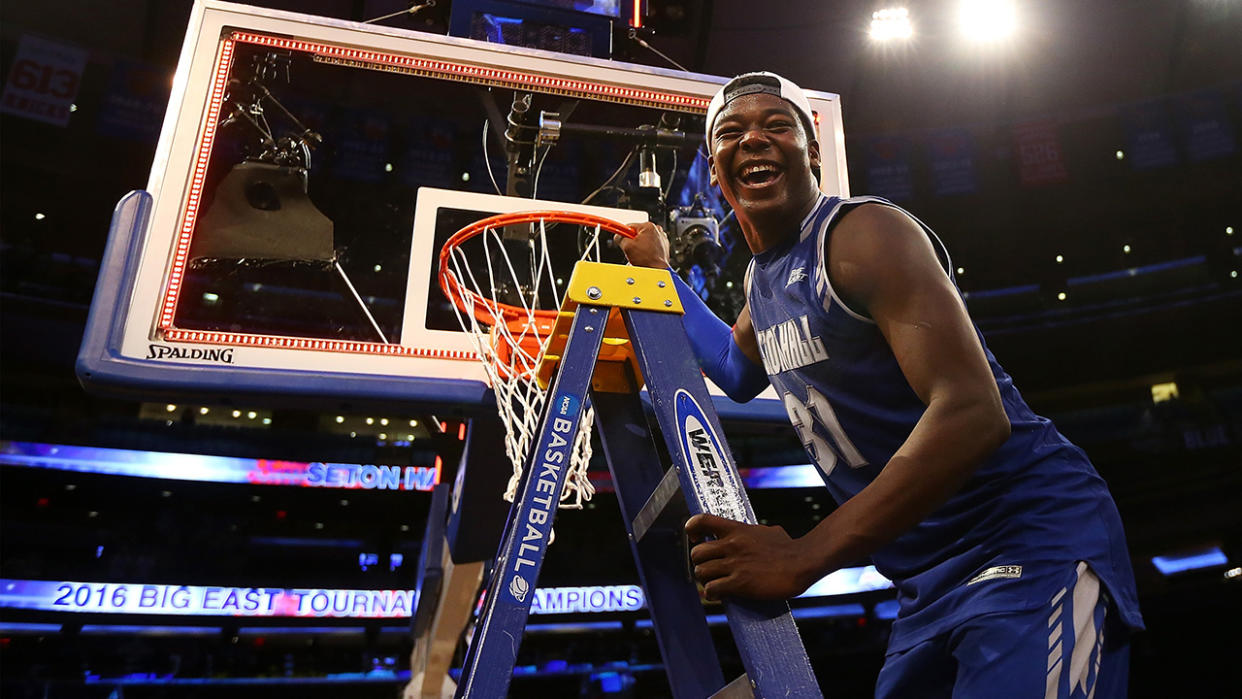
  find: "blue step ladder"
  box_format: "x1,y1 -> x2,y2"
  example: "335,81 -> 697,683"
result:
455,262 -> 822,698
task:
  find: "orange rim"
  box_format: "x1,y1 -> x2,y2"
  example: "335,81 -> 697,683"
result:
489,320 -> 551,380
437,211 -> 636,329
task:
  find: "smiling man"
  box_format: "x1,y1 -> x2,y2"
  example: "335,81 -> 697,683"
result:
617,72 -> 1143,698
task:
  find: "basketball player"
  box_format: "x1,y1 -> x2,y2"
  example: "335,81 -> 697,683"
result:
617,72 -> 1143,697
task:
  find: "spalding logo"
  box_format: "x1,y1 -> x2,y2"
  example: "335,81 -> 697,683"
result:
146,344 -> 235,363
509,574 -> 530,603
674,389 -> 748,521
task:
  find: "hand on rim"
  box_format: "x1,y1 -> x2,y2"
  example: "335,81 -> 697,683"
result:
615,222 -> 671,269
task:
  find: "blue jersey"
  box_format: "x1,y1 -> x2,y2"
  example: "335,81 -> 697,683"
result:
744,194 -> 1143,652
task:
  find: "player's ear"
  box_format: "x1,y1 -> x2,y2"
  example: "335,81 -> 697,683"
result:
708,153 -> 718,188
808,139 -> 821,172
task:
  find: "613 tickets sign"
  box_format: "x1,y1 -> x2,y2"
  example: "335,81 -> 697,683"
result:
1,35 -> 89,126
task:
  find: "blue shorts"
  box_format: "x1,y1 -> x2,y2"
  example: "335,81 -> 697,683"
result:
876,563 -> 1130,699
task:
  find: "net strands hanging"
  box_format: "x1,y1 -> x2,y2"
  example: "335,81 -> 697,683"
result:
438,211 -> 637,509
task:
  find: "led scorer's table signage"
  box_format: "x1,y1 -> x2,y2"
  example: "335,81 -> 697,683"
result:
2,569 -> 890,620
0,441 -> 439,491
1,440 -> 837,492
528,585 -> 643,615
0,580 -> 644,618
1,580 -> 416,618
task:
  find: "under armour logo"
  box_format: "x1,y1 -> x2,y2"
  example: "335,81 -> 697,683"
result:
786,267 -> 807,286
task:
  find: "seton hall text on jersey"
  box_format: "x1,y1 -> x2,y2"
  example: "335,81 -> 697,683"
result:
755,315 -> 829,374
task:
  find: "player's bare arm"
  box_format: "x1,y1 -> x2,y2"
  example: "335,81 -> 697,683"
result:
730,303 -> 762,366
801,203 -> 1010,570
687,203 -> 1011,600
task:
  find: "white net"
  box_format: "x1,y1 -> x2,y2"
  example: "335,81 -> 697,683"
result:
440,214 -> 615,510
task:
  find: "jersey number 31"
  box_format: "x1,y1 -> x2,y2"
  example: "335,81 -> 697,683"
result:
783,386 -> 868,477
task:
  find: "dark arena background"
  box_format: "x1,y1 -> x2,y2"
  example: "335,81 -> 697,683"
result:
2,1 -> 1240,697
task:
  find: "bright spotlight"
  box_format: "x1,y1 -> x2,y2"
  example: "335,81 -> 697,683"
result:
958,0 -> 1016,42
870,7 -> 913,41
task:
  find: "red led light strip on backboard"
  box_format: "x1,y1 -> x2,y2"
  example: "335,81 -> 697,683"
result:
158,30 -> 710,358
160,38 -> 236,332
230,31 -> 711,112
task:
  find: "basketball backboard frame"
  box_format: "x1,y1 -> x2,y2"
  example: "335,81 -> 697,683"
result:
76,0 -> 848,418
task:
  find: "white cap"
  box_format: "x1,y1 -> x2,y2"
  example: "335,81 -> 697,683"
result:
704,71 -> 816,146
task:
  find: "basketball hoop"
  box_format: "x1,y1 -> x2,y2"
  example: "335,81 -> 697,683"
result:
438,211 -> 636,509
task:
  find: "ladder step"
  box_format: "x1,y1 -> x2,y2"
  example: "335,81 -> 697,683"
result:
631,465 -> 682,543
710,674 -> 754,699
